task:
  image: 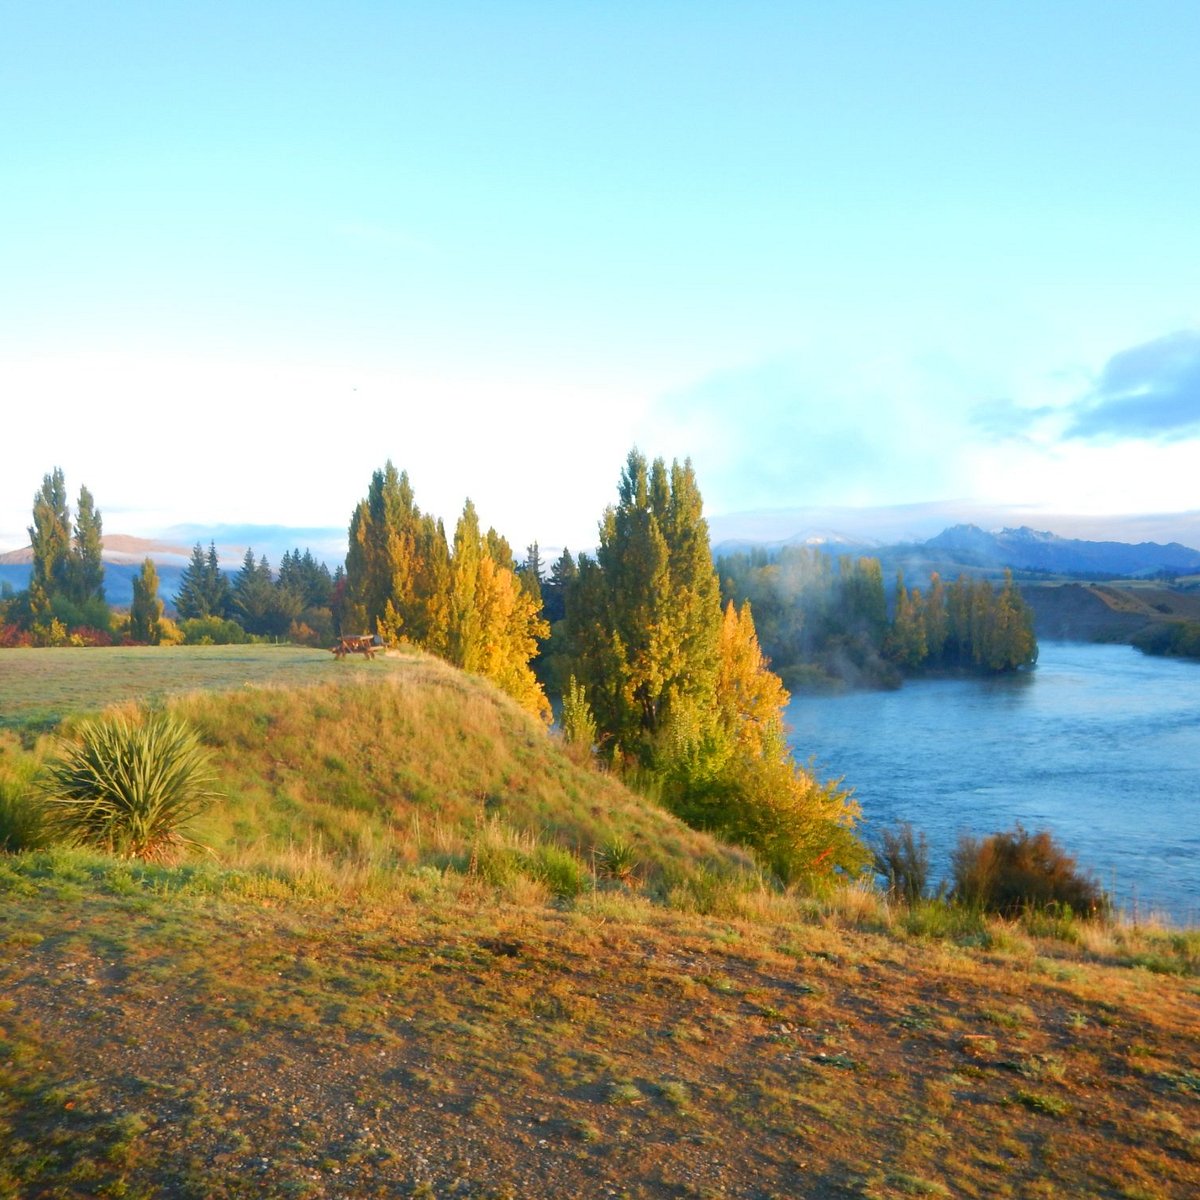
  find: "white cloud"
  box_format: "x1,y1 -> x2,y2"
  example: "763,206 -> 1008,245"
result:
641,353 -> 982,513
0,350 -> 645,555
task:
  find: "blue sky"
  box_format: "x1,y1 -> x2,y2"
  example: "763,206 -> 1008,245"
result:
3,2 -> 1199,556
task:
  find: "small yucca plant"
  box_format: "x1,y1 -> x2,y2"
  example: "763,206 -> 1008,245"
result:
596,835 -> 639,883
40,713 -> 220,861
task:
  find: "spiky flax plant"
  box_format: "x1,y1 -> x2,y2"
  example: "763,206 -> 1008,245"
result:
40,712 -> 220,861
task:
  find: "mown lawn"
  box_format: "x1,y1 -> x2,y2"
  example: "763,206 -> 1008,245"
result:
0,645 -> 390,732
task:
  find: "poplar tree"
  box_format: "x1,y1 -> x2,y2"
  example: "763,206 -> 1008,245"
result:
68,485 -> 105,605
566,449 -> 867,882
345,462 -> 451,650
924,572 -> 948,664
886,570 -> 928,669
474,546 -> 551,720
990,570 -> 1038,670
448,499 -> 486,673
442,500 -> 549,717
345,461 -> 418,637
29,468 -> 72,616
708,600 -> 866,880
129,558 -> 164,644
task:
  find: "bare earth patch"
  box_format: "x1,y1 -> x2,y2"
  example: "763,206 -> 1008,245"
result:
2,881 -> 1197,1199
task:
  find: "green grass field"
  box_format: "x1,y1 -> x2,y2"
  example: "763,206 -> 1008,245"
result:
0,644 -> 374,732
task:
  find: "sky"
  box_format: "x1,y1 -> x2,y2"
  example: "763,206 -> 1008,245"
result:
3,1 -> 1200,558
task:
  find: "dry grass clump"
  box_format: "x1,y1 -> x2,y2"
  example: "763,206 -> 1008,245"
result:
0,733 -> 49,852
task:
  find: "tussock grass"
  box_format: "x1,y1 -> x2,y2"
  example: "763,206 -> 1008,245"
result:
0,733 -> 48,852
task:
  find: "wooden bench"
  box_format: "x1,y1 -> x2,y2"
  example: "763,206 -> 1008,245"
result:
331,634 -> 379,660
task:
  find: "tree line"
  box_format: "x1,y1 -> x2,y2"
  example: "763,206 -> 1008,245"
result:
0,469 -> 338,648
18,457 -> 1033,888
172,542 -> 338,645
716,545 -> 1037,688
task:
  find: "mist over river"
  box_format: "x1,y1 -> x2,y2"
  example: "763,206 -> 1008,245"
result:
786,642 -> 1200,925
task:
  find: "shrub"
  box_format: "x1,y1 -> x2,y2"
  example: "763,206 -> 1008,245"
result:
951,825 -> 1107,917
874,821 -> 929,904
180,616 -> 248,645
31,618 -> 69,647
560,675 -> 598,755
66,625 -> 114,647
39,712 -> 221,861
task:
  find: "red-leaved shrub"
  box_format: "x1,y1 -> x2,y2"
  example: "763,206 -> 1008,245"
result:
952,825 -> 1107,917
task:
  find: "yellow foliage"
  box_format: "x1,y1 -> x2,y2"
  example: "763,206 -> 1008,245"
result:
716,600 -> 790,758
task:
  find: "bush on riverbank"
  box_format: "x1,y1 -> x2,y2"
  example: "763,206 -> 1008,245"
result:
952,825 -> 1108,917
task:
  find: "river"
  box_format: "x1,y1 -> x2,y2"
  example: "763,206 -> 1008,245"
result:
786,641 -> 1200,925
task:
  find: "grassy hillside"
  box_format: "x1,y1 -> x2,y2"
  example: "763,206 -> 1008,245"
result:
174,651 -> 755,890
1,646 -> 753,894
1,646 -> 1198,1197
1021,582 -> 1200,644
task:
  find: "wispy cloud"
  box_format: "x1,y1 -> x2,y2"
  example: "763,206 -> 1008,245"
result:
642,355 -> 974,512
970,397 -> 1057,440
1065,330 -> 1200,441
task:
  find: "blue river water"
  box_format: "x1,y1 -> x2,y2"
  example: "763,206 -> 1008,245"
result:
785,641 -> 1200,924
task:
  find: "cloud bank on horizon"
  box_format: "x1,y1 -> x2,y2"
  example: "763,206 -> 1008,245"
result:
2,3 -> 1199,554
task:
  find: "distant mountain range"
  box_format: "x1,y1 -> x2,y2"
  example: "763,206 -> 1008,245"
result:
712,523 -> 1200,580
920,525 -> 1200,577
5,520 -> 1200,612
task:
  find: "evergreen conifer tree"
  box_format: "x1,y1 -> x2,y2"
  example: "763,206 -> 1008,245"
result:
204,543 -> 231,618
924,572 -> 948,664
175,543 -> 211,619
542,547 -> 576,625
518,541 -> 544,604
232,550 -> 277,634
